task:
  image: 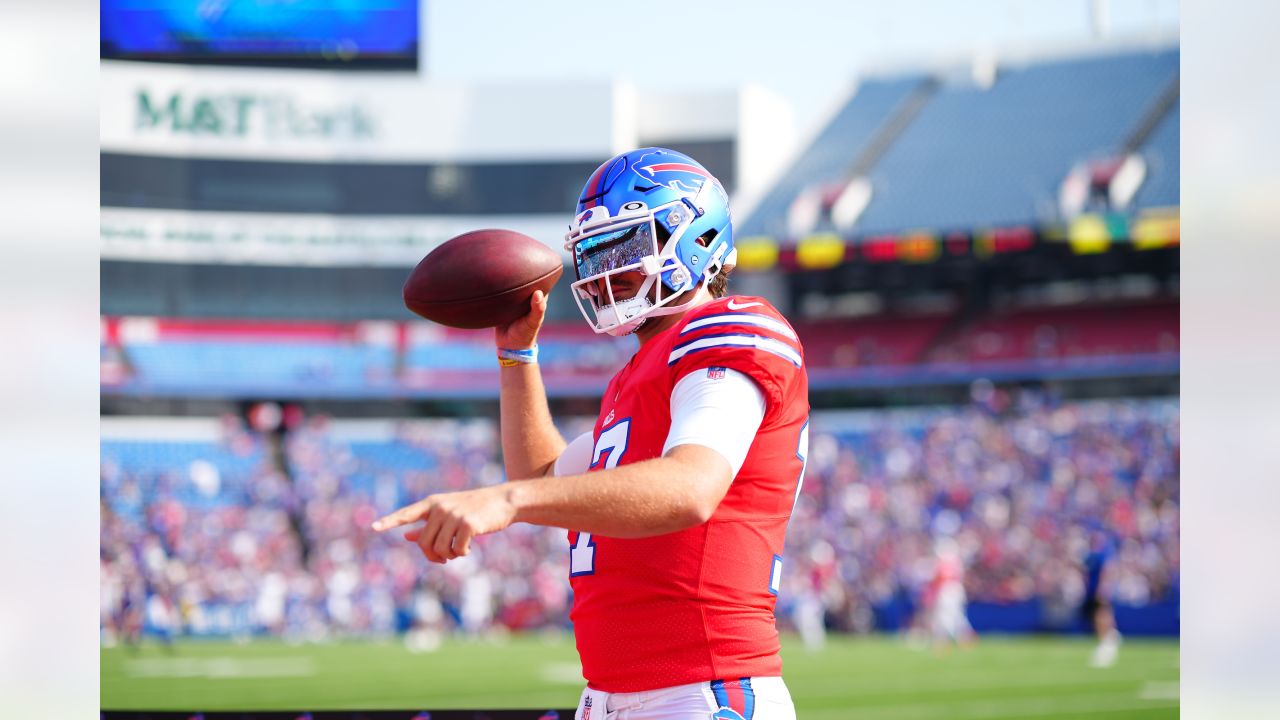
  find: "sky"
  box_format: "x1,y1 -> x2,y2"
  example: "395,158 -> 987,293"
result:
427,0 -> 1179,134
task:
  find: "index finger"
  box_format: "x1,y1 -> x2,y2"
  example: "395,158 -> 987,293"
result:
371,498 -> 431,532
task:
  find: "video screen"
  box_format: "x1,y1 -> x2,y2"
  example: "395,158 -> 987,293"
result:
101,0 -> 420,70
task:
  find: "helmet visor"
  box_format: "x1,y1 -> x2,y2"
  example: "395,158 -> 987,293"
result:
573,222 -> 655,281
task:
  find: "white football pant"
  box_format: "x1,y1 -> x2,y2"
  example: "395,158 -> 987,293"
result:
575,676 -> 795,720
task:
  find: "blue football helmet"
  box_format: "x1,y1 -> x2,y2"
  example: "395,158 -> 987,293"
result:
564,147 -> 737,336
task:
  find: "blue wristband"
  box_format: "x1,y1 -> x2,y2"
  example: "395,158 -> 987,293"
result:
497,345 -> 538,366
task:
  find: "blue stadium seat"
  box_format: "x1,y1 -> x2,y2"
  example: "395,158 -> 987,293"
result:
126,341 -> 396,391
404,343 -> 495,369
100,439 -> 265,515
1131,101 -> 1179,209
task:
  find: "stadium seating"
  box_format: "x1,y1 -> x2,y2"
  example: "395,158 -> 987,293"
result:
101,393 -> 1179,639
796,314 -> 952,367
102,304 -> 1178,396
100,436 -> 265,520
103,317 -> 398,394
403,325 -> 633,372
125,342 -> 396,390
742,46 -> 1179,242
855,48 -> 1179,234
925,300 -> 1178,364
1131,101 -> 1179,208
739,75 -> 931,239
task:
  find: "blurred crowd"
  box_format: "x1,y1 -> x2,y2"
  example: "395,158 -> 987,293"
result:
101,389 -> 1178,644
781,388 -> 1179,634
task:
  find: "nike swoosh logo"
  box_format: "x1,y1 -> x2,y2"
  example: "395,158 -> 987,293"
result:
726,299 -> 763,310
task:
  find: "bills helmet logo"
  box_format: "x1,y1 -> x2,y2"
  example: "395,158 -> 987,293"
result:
575,206 -> 610,229
632,151 -> 714,194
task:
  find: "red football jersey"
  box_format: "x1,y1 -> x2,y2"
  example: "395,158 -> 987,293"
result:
568,295 -> 810,692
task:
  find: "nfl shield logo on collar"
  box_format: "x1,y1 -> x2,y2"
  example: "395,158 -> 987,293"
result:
707,366 -> 727,380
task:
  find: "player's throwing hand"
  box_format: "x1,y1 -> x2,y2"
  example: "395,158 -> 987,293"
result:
494,288 -> 548,351
371,486 -> 518,564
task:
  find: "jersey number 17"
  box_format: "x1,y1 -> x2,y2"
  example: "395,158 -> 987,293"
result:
570,416 -> 810,586
570,418 -> 631,575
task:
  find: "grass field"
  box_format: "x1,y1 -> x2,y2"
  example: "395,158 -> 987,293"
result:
102,633 -> 1178,718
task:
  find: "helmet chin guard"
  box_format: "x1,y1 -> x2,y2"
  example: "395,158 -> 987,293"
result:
567,209 -> 701,335
596,295 -> 654,337
565,148 -> 735,336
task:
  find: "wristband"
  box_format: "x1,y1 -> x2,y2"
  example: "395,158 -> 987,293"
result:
497,345 -> 538,367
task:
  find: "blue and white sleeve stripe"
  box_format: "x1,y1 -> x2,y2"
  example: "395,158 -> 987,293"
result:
680,312 -> 798,341
667,332 -> 803,368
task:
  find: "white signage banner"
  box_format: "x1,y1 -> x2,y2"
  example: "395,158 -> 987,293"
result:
101,61 -> 618,162
101,207 -> 572,267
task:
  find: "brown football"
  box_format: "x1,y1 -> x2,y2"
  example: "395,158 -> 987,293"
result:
402,229 -> 564,329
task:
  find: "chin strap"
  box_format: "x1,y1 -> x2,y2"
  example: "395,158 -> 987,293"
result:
605,316 -> 648,337
599,295 -> 654,336
605,282 -> 711,336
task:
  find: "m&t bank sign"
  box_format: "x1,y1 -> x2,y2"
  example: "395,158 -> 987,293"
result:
135,89 -> 376,141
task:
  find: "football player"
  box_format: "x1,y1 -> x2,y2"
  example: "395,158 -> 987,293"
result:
1083,529 -> 1122,668
926,537 -> 976,652
375,148 -> 810,719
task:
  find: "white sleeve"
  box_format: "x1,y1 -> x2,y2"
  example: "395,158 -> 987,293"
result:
663,367 -> 766,477
553,431 -> 595,477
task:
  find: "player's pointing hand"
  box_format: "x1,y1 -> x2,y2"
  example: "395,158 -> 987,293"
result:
371,485 -> 519,564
